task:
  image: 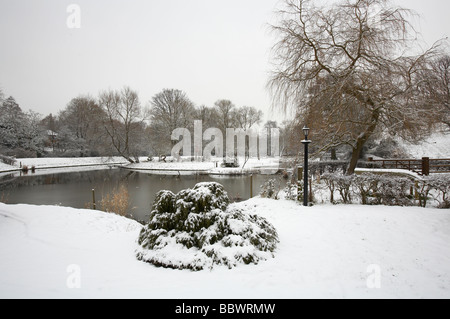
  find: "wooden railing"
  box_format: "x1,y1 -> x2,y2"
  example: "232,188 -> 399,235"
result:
367,157 -> 450,176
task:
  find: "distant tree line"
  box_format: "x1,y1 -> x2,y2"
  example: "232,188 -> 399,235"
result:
0,87 -> 273,162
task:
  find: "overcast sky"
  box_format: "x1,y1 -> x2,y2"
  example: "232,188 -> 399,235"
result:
0,0 -> 449,123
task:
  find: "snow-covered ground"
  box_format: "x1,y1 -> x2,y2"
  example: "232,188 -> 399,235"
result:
20,157 -> 126,169
0,162 -> 17,173
124,157 -> 281,175
0,156 -> 129,173
1,199 -> 449,299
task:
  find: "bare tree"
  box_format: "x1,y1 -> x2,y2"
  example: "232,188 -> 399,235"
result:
58,95 -> 107,156
195,105 -> 220,129
269,0 -> 443,174
61,96 -> 96,140
420,55 -> 450,128
214,99 -> 236,132
99,86 -> 145,163
150,89 -> 195,133
148,89 -> 196,156
234,106 -> 263,130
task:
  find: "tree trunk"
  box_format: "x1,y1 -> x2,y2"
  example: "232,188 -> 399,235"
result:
347,139 -> 365,175
346,109 -> 380,175
331,148 -> 337,161
117,150 -> 135,164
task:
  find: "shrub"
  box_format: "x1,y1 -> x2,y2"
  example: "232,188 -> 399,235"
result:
322,173 -> 355,204
321,172 -> 416,206
259,179 -> 278,199
0,154 -> 16,166
322,175 -> 336,203
418,175 -> 450,209
283,181 -> 303,202
100,184 -> 130,217
372,175 -> 414,206
1,192 -> 8,203
370,137 -> 407,158
136,182 -> 279,271
335,174 -> 354,204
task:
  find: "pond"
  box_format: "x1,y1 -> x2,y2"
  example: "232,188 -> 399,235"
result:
0,168 -> 286,222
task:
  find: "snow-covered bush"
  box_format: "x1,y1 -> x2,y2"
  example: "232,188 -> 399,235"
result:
371,175 -> 415,206
283,181 -> 303,202
432,175 -> 450,209
321,173 -> 355,204
136,182 -> 279,271
259,179 -> 279,199
368,137 -> 408,159
353,174 -> 377,205
0,154 -> 16,166
418,175 -> 450,209
415,178 -> 434,208
321,173 -> 415,206
322,174 -> 336,203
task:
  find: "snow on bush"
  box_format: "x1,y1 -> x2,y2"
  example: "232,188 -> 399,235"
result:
322,173 -> 355,204
282,180 -> 303,202
136,182 -> 279,271
259,179 -> 280,199
319,172 -> 450,208
417,175 -> 450,208
321,173 -> 415,206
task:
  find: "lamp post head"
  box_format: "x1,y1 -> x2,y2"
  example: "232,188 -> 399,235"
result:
303,126 -> 310,139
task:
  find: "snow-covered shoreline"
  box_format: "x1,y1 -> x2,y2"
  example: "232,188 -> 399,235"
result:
0,157 -> 128,174
0,156 -> 282,176
1,129 -> 449,176
1,199 -> 450,299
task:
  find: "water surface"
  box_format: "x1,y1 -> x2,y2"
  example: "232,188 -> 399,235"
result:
0,169 -> 284,221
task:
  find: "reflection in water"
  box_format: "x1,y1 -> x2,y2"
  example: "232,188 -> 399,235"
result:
0,169 -> 285,222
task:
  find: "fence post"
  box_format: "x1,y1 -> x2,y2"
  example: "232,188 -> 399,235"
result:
92,189 -> 96,210
298,167 -> 303,182
422,157 -> 430,176
309,177 -> 313,203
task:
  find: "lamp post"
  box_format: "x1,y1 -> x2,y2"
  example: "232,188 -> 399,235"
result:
301,126 -> 311,207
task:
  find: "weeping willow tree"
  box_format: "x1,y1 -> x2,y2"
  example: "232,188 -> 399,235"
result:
268,0 -> 445,174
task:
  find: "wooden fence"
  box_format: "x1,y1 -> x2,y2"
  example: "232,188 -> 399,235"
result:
367,157 -> 450,176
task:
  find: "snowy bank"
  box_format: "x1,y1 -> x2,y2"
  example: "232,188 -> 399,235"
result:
18,157 -> 127,170
0,162 -> 17,173
1,200 -> 450,299
0,157 -> 128,173
124,157 -> 281,176
0,156 -> 282,176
